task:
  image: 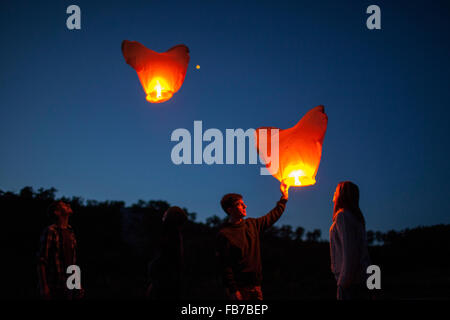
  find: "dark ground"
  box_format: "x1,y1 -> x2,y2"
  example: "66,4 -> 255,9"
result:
1,187 -> 449,300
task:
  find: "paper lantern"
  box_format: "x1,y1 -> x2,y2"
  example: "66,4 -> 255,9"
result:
121,40 -> 190,103
256,105 -> 328,187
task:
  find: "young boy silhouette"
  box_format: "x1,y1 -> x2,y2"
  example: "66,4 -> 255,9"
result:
216,183 -> 288,300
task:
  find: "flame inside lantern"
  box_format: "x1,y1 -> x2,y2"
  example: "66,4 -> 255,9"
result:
146,78 -> 173,103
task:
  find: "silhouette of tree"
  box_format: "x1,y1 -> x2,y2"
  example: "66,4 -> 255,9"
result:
384,230 -> 400,246
182,207 -> 197,222
264,225 -> 280,239
148,200 -> 170,213
132,199 -> 147,210
187,212 -> 197,222
294,226 -> 305,242
70,196 -> 85,207
36,187 -> 57,201
375,231 -> 384,244
306,229 -> 321,242
206,215 -> 225,228
367,230 -> 375,245
20,186 -> 34,199
278,225 -> 293,240
86,199 -> 99,207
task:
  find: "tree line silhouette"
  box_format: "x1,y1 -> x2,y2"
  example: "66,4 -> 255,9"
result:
1,186 -> 449,299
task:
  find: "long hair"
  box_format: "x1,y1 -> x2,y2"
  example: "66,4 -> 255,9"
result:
333,181 -> 365,226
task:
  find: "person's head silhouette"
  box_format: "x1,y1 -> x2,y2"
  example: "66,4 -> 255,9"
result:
162,206 -> 187,228
332,181 -> 365,225
47,201 -> 73,221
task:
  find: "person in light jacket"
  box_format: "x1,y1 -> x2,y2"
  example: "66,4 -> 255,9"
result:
329,181 -> 371,300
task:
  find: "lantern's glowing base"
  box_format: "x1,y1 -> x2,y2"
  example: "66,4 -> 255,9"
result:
286,169 -> 316,187
146,91 -> 174,103
145,78 -> 174,103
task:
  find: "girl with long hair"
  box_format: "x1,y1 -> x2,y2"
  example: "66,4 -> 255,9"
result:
329,181 -> 371,300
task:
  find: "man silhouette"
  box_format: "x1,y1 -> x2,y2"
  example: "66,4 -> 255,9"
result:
37,201 -> 82,300
216,183 -> 289,300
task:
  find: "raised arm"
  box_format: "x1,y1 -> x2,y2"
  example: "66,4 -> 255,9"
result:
255,182 -> 289,232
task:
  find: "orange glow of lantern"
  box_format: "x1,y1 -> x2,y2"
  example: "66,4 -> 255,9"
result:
121,40 -> 190,103
256,105 -> 328,188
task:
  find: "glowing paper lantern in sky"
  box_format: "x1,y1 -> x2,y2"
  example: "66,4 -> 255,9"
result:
121,40 -> 190,103
256,105 -> 328,188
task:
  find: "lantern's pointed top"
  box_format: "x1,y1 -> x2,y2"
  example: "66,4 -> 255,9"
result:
166,44 -> 190,55
294,105 -> 326,128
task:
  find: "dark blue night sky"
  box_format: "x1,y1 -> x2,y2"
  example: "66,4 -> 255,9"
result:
1,0 -> 449,237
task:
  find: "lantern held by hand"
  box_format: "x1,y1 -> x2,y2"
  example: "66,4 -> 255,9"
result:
256,105 -> 328,188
